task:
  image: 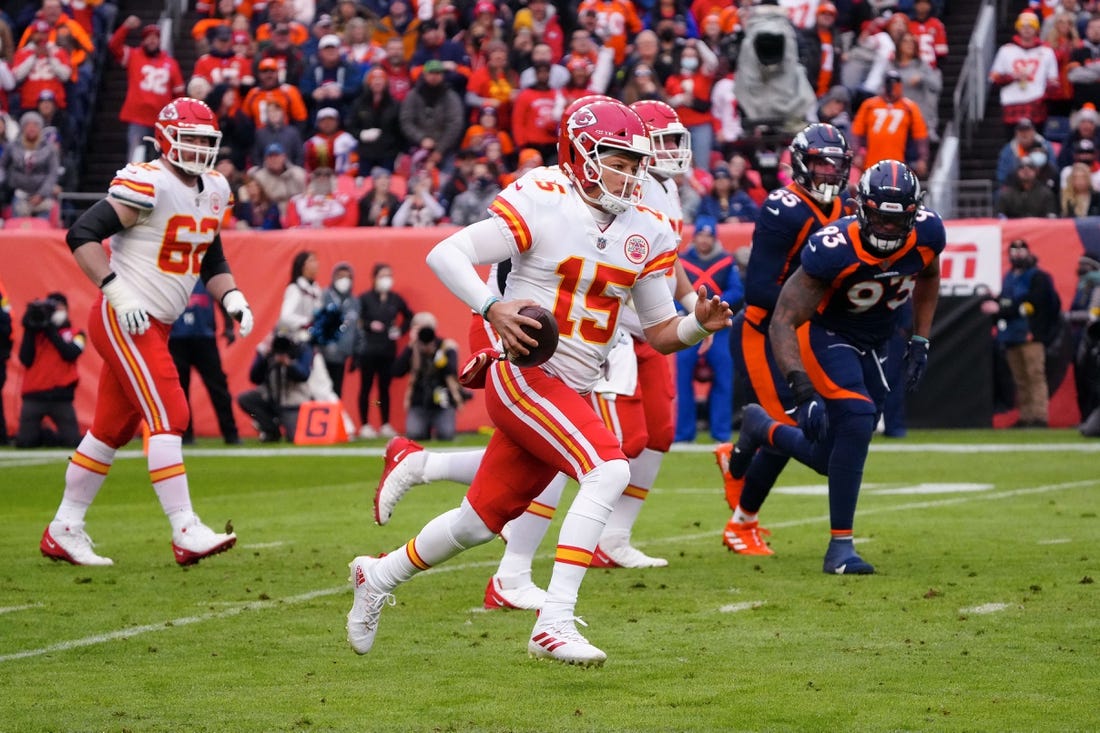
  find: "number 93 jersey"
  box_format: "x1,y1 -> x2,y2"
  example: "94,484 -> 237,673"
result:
106,160 -> 233,324
488,166 -> 679,393
800,207 -> 945,350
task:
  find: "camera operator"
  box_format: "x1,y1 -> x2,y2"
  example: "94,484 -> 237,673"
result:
236,329 -> 313,442
393,312 -> 467,441
15,293 -> 84,448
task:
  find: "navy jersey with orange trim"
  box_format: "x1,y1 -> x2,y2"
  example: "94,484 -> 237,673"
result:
800,208 -> 946,351
744,184 -> 850,314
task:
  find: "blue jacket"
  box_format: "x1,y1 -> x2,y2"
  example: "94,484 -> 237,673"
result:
170,281 -> 222,340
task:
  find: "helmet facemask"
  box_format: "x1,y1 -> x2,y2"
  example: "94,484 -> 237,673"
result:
803,154 -> 849,203
649,126 -> 692,178
575,139 -> 650,215
858,200 -> 916,255
158,123 -> 222,176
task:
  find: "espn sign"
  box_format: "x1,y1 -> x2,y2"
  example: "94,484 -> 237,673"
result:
940,224 -> 1002,296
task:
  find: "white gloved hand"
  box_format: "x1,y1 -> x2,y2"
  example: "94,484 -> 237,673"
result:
359,128 -> 381,143
222,289 -> 254,337
101,275 -> 150,335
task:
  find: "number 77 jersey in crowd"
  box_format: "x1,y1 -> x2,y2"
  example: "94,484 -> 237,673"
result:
106,159 -> 234,325
800,207 -> 946,351
487,165 -> 679,394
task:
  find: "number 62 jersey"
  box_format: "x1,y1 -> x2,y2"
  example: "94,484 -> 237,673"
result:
800,207 -> 945,351
106,159 -> 233,325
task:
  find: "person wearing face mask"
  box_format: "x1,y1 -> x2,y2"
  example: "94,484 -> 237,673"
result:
356,264 -> 413,439
449,160 -> 502,226
664,42 -> 717,170
319,263 -> 364,397
984,240 -> 1062,428
15,292 -> 85,449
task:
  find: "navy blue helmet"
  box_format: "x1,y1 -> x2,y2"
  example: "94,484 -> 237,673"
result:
789,123 -> 852,204
855,159 -> 921,256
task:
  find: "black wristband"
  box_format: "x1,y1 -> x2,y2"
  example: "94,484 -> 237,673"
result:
786,370 -> 816,405
99,272 -> 117,289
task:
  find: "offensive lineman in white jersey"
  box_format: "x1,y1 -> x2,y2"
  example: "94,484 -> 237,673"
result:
347,99 -> 732,666
40,98 -> 255,567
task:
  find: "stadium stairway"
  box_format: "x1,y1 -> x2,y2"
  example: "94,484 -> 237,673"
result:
77,2 -> 171,195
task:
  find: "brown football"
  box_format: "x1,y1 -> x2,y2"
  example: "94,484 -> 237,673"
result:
509,305 -> 559,368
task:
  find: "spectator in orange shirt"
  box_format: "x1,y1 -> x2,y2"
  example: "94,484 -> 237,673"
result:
255,0 -> 309,47
577,0 -> 643,66
373,0 -> 422,62
12,19 -> 71,112
241,57 -> 309,132
464,40 -> 518,128
851,70 -> 930,178
109,18 -> 184,164
460,105 -> 516,158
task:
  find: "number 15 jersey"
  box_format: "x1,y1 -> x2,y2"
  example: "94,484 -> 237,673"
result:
488,166 -> 679,393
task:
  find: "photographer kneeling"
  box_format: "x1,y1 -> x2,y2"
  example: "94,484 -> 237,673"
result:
236,329 -> 313,442
16,293 -> 85,448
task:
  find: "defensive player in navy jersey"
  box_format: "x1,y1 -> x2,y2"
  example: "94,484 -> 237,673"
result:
718,122 -> 853,556
730,160 -> 944,574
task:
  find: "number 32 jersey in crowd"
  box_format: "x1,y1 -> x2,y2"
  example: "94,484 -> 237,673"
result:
487,166 -> 679,393
801,207 -> 946,350
106,160 -> 233,325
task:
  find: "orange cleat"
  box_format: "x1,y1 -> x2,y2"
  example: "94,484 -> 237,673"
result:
714,443 -> 744,511
722,518 -> 774,556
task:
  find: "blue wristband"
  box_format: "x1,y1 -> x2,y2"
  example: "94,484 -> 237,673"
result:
480,296 -> 501,319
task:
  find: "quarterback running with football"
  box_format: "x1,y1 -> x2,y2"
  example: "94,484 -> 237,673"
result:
730,160 -> 943,574
347,98 -> 732,666
40,98 -> 254,567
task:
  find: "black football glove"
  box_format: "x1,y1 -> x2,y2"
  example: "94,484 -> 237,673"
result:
788,370 -> 829,443
904,335 -> 929,393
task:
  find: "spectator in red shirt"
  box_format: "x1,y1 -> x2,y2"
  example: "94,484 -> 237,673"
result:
17,0 -> 95,79
193,24 -> 254,91
665,42 -> 715,169
12,20 -> 71,112
510,61 -> 562,164
109,17 -> 184,164
512,0 -> 564,62
908,0 -> 949,70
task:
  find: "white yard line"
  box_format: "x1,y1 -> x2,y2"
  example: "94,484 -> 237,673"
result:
2,478 -> 1095,664
0,604 -> 43,615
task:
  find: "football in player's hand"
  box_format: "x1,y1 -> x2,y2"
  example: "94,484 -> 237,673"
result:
509,305 -> 559,368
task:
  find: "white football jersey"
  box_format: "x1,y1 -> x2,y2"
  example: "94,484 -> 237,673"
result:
618,171 -> 681,341
488,166 -> 678,392
107,160 -> 233,324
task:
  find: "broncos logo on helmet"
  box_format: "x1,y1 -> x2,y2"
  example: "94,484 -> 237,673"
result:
790,122 -> 851,204
855,159 -> 922,256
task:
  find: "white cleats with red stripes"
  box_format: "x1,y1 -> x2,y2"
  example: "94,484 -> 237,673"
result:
483,575 -> 546,610
374,437 -> 424,525
40,522 -> 114,566
347,556 -> 396,654
172,514 -> 236,566
528,616 -> 607,666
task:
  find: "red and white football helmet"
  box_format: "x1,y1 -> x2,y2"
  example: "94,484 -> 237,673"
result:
631,100 -> 692,178
558,99 -> 652,215
153,97 -> 222,176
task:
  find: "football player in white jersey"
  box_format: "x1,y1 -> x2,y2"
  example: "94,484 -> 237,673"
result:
347,99 -> 732,666
39,98 -> 255,567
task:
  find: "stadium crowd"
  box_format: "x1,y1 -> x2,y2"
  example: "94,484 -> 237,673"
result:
0,0 -> 956,228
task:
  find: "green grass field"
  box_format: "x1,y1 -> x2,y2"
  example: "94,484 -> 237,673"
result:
2,430 -> 1098,733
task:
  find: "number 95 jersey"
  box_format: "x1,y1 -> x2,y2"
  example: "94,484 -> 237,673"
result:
107,160 -> 233,325
488,166 -> 679,393
800,208 -> 945,350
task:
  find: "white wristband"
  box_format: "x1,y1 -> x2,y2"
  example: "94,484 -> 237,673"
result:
678,290 -> 699,313
676,314 -> 710,346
